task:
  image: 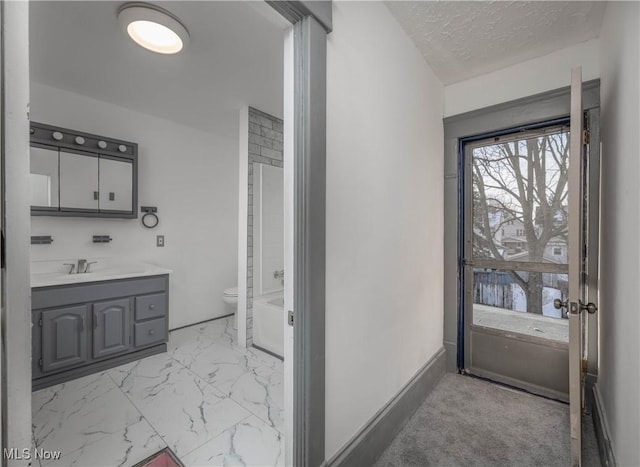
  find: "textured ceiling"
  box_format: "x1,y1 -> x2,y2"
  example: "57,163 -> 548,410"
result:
385,1 -> 606,84
30,1 -> 288,137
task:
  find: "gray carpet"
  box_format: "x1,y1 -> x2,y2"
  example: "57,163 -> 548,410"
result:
374,374 -> 601,467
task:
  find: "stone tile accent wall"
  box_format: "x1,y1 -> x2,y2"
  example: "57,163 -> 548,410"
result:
246,107 -> 283,345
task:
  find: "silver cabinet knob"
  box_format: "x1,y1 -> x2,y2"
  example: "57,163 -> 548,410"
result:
75,136 -> 85,145
98,140 -> 107,149
118,145 -> 127,153
149,304 -> 155,310
52,131 -> 63,141
149,329 -> 155,335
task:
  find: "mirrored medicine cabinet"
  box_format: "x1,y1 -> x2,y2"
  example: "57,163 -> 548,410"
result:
30,122 -> 138,218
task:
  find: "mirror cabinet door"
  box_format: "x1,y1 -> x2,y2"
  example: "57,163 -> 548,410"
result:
59,151 -> 99,211
99,157 -> 133,212
30,145 -> 59,208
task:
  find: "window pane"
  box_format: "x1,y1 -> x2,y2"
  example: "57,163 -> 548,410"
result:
472,268 -> 568,343
471,128 -> 569,264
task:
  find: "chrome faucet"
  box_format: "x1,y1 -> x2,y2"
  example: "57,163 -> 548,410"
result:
273,269 -> 285,286
67,259 -> 97,274
63,259 -> 97,274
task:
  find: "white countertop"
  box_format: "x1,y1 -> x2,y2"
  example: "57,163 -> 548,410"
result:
31,259 -> 172,288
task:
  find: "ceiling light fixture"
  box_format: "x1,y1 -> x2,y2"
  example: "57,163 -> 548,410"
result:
118,3 -> 189,54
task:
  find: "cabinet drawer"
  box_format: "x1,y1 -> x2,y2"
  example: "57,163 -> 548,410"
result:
135,293 -> 167,321
134,318 -> 167,348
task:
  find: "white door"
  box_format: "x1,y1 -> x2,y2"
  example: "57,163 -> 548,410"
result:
282,25 -> 295,467
568,66 -> 598,467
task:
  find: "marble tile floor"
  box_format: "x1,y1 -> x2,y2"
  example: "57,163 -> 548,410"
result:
32,317 -> 285,467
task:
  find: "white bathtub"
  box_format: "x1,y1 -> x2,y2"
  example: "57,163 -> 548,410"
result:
253,293 -> 284,358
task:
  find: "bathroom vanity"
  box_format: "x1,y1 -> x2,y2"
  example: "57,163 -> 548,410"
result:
31,262 -> 171,390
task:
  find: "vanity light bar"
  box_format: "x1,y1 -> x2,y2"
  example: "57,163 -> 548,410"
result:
30,122 -> 135,157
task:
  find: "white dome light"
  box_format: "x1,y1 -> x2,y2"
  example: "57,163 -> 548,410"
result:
118,3 -> 189,55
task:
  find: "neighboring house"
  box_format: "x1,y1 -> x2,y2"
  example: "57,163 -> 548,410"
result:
505,235 -> 567,263
485,211 -> 568,262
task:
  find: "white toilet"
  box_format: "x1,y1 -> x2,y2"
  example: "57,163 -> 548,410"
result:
223,286 -> 238,328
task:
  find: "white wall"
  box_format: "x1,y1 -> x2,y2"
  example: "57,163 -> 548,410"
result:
325,1 -> 444,459
597,3 -> 640,465
30,82 -> 239,329
444,39 -> 600,117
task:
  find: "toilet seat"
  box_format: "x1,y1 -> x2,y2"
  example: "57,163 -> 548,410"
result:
223,287 -> 238,297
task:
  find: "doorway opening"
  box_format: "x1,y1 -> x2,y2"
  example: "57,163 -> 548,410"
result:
27,2 -> 289,465
458,112 -> 599,403
3,2 -> 329,465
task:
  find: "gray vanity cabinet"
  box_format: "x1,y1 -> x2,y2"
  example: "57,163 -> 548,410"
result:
92,299 -> 131,359
32,274 -> 169,390
40,305 -> 89,374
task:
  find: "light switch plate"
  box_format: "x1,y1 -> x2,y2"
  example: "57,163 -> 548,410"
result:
156,235 -> 165,247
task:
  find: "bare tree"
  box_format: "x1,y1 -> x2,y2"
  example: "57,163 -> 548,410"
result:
472,131 -> 569,314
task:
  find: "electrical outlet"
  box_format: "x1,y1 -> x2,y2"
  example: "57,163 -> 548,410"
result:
156,235 -> 165,247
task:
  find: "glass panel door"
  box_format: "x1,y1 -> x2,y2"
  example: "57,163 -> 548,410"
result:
567,67 -> 587,466
461,72 -> 598,463
463,121 -> 576,402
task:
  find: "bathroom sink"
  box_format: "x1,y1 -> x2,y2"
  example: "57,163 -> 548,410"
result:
31,261 -> 172,288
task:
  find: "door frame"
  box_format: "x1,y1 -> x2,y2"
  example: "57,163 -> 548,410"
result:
0,2 -> 332,466
442,80 -> 601,384
268,4 -> 332,465
1,1 -> 33,460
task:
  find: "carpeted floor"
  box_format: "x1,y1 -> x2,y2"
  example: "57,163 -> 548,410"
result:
374,373 -> 601,467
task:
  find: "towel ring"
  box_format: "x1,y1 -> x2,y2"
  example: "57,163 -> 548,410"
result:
141,212 -> 159,229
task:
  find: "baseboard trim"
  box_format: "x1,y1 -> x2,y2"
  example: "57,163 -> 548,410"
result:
169,313 -> 233,332
443,340 -> 457,372
326,347 -> 447,467
592,383 -> 617,467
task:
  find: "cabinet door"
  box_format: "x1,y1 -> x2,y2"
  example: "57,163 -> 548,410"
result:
30,145 -> 59,209
93,299 -> 131,359
60,151 -> 99,210
99,157 -> 133,212
41,306 -> 88,373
